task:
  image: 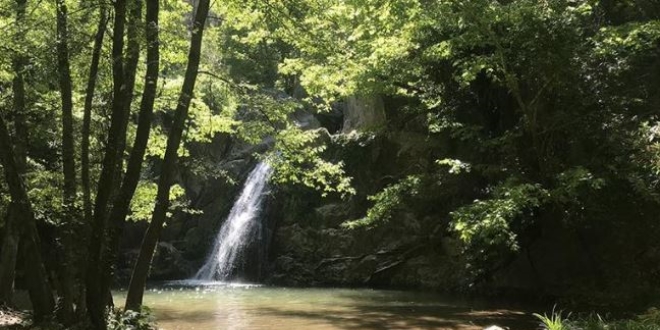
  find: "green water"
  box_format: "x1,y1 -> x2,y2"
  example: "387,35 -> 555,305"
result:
113,282 -> 534,330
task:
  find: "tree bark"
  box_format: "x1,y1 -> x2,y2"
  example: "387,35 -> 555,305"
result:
82,1 -> 108,243
86,0 -> 128,327
78,4 -> 108,317
117,0 -> 142,157
0,205 -> 19,305
95,0 -> 143,310
0,0 -> 28,307
109,0 -> 142,207
125,0 -> 211,311
100,0 -> 159,305
55,0 -> 76,221
54,0 -> 76,322
0,114 -> 55,321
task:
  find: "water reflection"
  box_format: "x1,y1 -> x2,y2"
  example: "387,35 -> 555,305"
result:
113,285 -> 535,330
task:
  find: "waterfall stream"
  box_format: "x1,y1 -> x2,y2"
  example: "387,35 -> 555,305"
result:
193,162 -> 272,281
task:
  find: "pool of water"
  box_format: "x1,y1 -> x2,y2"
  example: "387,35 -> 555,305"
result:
113,281 -> 536,330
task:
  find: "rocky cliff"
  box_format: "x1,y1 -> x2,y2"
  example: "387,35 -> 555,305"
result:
118,93 -> 660,307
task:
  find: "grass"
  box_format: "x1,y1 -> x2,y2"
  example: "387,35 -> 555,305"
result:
534,307 -> 571,330
534,307 -> 660,330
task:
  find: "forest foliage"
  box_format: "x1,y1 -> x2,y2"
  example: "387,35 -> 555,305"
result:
225,0 -> 660,300
0,0 -> 658,327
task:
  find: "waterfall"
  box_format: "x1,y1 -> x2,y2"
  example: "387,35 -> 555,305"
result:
194,162 -> 272,281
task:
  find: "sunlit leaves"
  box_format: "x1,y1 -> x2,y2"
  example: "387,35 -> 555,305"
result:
160,0 -> 191,68
128,182 -> 187,222
595,20 -> 660,55
451,182 -> 548,252
258,0 -> 425,100
185,96 -> 238,144
437,158 -> 472,174
342,175 -> 421,229
267,126 -> 355,198
592,20 -> 660,77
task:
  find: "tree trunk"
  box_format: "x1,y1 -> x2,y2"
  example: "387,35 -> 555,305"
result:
125,0 -> 210,311
55,0 -> 76,222
0,205 -> 19,305
117,0 -> 142,157
82,1 -> 108,244
86,0 -> 128,327
109,0 -> 142,213
0,0 -> 29,307
54,0 -> 76,322
95,0 -> 143,310
78,3 -> 108,317
100,0 -> 159,304
0,114 -> 55,321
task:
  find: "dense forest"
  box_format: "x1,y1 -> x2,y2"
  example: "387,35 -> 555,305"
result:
0,0 -> 659,329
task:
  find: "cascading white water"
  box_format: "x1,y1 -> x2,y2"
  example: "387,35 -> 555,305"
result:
194,162 -> 272,281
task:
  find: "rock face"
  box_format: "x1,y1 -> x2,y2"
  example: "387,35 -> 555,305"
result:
262,130 -> 467,289
258,97 -> 470,288
119,94 -> 468,290
118,92 -> 655,303
341,95 -> 386,134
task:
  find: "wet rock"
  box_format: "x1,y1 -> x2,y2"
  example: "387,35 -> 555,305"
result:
268,255 -> 314,286
183,227 -> 206,259
314,203 -> 350,224
149,242 -> 193,280
483,326 -> 507,330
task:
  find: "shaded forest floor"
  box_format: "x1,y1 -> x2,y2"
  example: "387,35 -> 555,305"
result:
0,307 -> 28,329
0,306 -> 65,330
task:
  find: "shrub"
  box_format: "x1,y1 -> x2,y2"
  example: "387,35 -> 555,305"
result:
106,308 -> 157,330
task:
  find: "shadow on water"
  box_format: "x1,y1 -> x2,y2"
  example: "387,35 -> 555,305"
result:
116,285 -> 539,330
254,300 -> 537,330
151,307 -> 220,324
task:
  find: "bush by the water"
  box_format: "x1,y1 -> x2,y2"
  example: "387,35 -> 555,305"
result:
106,308 -> 157,330
536,308 -> 660,330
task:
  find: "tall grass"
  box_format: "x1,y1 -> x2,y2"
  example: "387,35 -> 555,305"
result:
534,308 -> 572,330
533,307 -> 660,330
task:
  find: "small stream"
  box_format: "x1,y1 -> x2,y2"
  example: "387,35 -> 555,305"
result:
113,282 -> 536,330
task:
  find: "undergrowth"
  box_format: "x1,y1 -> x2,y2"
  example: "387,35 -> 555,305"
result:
535,308 -> 660,330
107,307 -> 157,330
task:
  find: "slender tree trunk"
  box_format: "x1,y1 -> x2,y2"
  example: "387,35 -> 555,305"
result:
0,114 -> 55,321
78,4 -> 108,317
117,0 -> 142,157
86,0 -> 128,327
54,0 -> 76,322
55,0 -> 75,223
100,0 -> 159,303
82,1 -> 108,246
99,0 -> 143,310
0,0 -> 28,307
125,0 -> 210,311
108,0 -> 142,214
10,0 -> 28,174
